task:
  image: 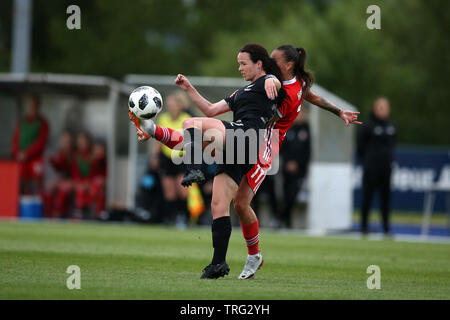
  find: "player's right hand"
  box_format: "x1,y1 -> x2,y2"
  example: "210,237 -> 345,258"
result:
174,74 -> 191,91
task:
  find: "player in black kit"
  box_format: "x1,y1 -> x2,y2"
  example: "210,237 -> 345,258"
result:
174,43 -> 284,278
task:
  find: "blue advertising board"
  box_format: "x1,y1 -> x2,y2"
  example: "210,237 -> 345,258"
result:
353,147 -> 450,212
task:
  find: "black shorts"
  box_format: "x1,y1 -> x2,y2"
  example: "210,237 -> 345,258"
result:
159,153 -> 185,177
215,118 -> 265,186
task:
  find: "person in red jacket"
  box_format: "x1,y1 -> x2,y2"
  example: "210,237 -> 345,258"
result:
42,131 -> 74,218
90,142 -> 107,218
11,95 -> 49,195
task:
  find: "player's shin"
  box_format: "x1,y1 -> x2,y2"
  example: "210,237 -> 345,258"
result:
211,216 -> 232,264
181,127 -> 206,186
241,220 -> 260,255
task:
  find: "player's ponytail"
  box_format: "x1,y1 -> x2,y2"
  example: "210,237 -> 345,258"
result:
295,47 -> 314,89
277,45 -> 314,89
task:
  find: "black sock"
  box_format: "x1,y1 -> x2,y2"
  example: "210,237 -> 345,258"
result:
211,216 -> 232,265
184,127 -> 202,171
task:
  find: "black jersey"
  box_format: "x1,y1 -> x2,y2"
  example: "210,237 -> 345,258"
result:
224,75 -> 277,123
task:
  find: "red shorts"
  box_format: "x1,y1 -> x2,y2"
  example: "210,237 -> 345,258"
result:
246,124 -> 282,193
246,160 -> 271,193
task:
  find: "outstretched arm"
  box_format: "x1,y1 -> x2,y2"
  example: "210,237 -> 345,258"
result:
303,89 -> 362,126
175,74 -> 230,117
264,75 -> 281,100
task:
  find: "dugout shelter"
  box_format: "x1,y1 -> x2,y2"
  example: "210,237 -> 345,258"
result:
0,73 -> 134,217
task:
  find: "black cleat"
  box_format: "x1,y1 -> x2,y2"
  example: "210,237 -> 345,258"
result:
181,169 -> 206,187
200,262 -> 230,279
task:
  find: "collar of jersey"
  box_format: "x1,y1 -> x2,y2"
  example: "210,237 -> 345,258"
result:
283,76 -> 297,85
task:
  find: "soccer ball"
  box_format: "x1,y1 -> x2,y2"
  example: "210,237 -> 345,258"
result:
128,86 -> 163,120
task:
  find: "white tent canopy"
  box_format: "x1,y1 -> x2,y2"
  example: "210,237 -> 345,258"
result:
0,73 -> 134,208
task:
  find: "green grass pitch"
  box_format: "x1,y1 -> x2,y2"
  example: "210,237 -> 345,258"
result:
0,220 -> 449,299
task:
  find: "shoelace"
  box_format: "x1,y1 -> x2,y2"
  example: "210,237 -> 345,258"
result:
246,256 -> 261,270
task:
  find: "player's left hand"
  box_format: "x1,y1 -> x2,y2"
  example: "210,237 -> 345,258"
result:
340,110 -> 362,126
264,78 -> 278,100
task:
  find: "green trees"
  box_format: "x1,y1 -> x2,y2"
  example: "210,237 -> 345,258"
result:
0,0 -> 448,145
199,0 -> 450,146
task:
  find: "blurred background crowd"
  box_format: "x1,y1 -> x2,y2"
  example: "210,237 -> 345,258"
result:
11,94 -> 107,220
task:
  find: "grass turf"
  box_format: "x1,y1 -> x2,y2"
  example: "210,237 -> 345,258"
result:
352,210 -> 449,226
0,220 -> 449,300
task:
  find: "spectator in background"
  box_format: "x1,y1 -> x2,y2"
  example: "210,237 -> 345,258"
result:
11,95 -> 49,195
90,141 -> 107,219
151,90 -> 191,227
279,110 -> 311,228
71,132 -> 93,219
357,97 -> 396,236
42,131 -> 74,218
136,164 -> 164,223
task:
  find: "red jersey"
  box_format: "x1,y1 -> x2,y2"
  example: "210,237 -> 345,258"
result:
247,77 -> 305,193
50,150 -> 73,178
274,77 -> 305,144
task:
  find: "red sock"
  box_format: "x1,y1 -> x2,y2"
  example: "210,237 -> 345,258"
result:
241,220 -> 260,255
154,126 -> 184,150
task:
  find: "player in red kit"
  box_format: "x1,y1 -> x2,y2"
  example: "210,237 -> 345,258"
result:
235,45 -> 361,279
246,74 -> 305,193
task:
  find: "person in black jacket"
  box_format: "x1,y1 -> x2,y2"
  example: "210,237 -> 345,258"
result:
357,97 -> 396,235
279,110 -> 311,228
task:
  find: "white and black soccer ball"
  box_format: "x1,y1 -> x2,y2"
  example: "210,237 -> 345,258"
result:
128,86 -> 163,120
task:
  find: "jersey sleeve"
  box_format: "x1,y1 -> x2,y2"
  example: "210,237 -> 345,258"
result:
224,95 -> 235,111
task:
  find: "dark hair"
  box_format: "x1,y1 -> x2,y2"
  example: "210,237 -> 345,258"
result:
239,43 -> 285,106
276,45 -> 314,89
239,43 -> 283,82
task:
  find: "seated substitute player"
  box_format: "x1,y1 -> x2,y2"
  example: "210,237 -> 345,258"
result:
150,91 -> 191,226
42,131 -> 74,218
130,43 -> 284,279
130,44 -> 361,280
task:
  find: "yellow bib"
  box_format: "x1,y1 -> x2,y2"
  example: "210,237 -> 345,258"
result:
157,112 -> 191,159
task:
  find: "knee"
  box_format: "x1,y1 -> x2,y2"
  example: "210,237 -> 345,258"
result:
182,118 -> 193,130
233,196 -> 248,217
211,198 -> 227,217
